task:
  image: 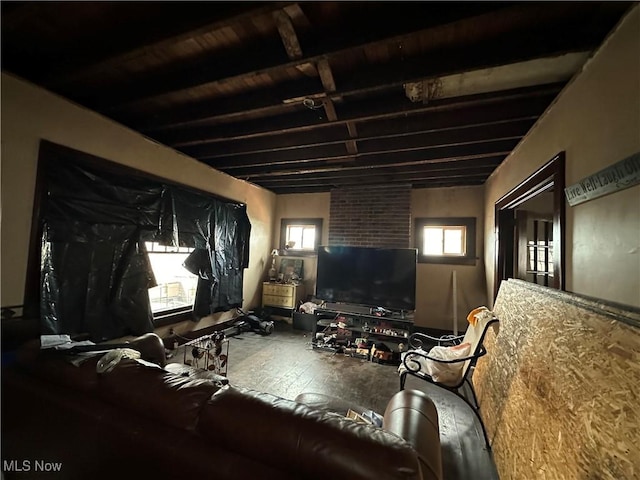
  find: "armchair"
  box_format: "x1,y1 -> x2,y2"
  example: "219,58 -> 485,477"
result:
399,311 -> 498,447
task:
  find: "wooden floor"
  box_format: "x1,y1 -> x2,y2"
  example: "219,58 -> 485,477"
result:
213,320 -> 499,480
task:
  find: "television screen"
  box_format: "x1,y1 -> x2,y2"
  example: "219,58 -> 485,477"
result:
316,246 -> 417,311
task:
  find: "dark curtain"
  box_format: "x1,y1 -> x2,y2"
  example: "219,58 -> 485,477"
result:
39,157 -> 250,342
172,190 -> 251,317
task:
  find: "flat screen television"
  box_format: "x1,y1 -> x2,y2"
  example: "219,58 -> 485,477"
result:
315,246 -> 417,311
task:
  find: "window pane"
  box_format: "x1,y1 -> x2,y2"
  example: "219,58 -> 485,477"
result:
301,227 -> 316,249
424,227 -> 443,255
444,228 -> 465,255
146,242 -> 197,314
286,226 -> 303,248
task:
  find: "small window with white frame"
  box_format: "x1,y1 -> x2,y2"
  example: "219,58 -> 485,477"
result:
280,218 -> 322,255
414,217 -> 476,265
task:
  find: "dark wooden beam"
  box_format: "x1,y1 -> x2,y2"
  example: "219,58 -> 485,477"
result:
9,3 -> 292,85
259,172 -> 492,191
180,95 -> 549,158
57,3 -> 295,84
203,120 -> 531,168
162,83 -> 561,148
264,177 -> 488,194
256,161 -> 502,184
75,3 -> 607,112
212,140 -> 517,177
317,58 -> 337,92
273,9 -> 303,58
272,7 -> 317,76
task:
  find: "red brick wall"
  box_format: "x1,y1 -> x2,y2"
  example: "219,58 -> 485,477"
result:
328,184 -> 411,247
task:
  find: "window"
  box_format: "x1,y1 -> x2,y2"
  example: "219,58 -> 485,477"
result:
414,217 -> 476,265
280,218 -> 323,255
526,218 -> 554,286
145,242 -> 198,315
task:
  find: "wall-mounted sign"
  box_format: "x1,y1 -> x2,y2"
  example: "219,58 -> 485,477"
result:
564,152 -> 640,206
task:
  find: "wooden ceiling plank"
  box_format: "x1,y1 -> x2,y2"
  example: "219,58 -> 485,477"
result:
40,2 -> 297,86
126,47 -> 572,132
75,3 -> 608,112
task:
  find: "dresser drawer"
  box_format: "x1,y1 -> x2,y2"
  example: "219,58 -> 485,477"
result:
263,284 -> 294,296
263,294 -> 294,308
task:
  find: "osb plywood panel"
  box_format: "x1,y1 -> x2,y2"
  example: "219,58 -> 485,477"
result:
474,279 -> 640,480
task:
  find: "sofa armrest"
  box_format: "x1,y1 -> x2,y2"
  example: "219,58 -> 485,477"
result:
384,390 -> 443,480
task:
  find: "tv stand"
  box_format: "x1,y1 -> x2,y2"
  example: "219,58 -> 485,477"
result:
312,306 -> 414,365
324,302 -> 371,315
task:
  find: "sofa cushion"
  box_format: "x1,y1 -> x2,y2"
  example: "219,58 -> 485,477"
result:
198,385 -> 423,480
14,339 -> 101,393
97,359 -> 221,431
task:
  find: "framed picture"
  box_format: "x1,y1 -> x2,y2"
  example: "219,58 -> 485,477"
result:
279,258 -> 304,282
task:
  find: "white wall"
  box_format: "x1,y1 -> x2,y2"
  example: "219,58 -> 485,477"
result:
1,73 -> 276,331
484,7 -> 640,308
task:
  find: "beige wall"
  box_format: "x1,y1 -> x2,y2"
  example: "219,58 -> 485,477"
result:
411,186 -> 487,330
0,73 -> 276,334
484,7 -> 640,308
273,192 -> 330,295
275,187 -> 488,330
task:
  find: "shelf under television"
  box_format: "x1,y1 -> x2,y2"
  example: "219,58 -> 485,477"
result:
316,320 -> 410,339
315,308 -> 414,325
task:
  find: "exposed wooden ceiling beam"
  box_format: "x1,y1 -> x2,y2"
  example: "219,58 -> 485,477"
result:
317,58 -> 337,93
204,121 -> 531,168
123,49 -> 579,133
162,83 -> 562,147
180,97 -> 548,158
255,161 -> 502,184
214,140 -> 517,177
78,3 -> 607,112
273,9 -> 303,58
41,3 -> 296,86
258,172 -> 493,190
272,7 -> 317,76
267,178 -> 487,194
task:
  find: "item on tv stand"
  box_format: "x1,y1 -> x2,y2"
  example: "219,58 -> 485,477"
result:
371,306 -> 392,317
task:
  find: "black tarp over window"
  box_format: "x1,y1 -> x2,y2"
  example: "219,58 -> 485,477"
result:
39,149 -> 250,342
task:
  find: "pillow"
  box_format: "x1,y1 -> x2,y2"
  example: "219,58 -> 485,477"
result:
425,342 -> 471,386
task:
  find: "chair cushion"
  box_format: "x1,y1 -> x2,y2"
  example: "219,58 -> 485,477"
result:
399,343 -> 471,387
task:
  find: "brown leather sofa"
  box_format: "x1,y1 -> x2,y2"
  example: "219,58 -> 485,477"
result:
2,334 -> 442,480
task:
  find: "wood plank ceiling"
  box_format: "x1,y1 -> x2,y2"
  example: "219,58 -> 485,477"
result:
1,1 -> 633,194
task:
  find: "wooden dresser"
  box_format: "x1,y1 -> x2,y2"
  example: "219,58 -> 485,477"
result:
262,282 -> 305,318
